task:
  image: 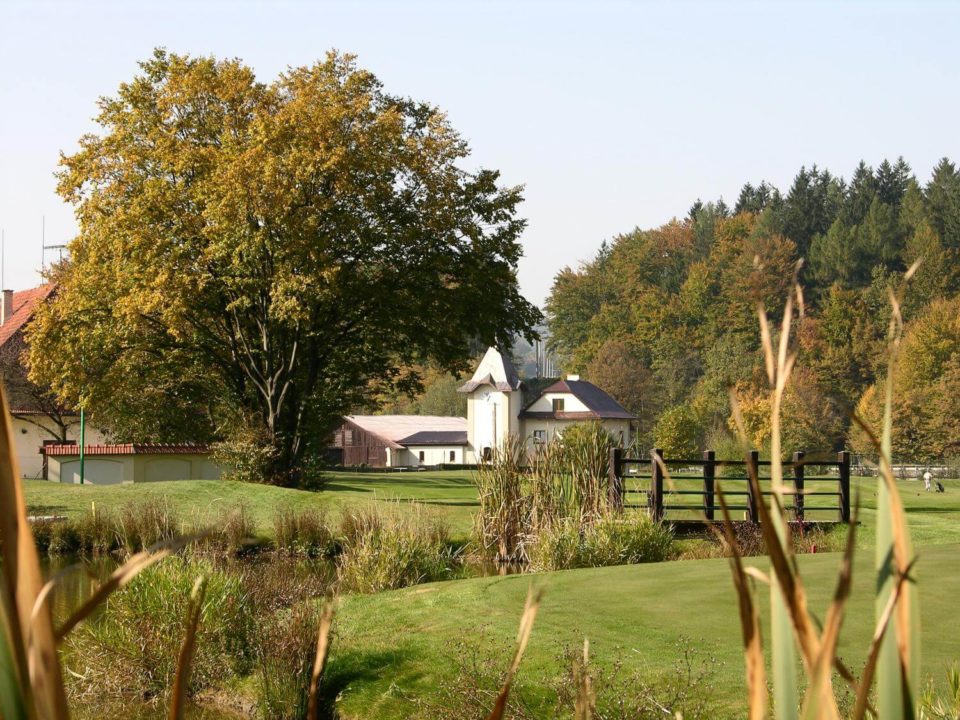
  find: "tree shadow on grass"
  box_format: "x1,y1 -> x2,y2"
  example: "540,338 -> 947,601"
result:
321,482 -> 376,494
317,648 -> 416,719
26,503 -> 70,515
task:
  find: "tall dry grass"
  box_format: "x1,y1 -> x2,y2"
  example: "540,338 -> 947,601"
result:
474,436 -> 531,563
703,261 -> 923,720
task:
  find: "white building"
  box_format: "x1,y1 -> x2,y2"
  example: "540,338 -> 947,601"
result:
332,415 -> 468,467
0,285 -> 108,479
459,347 -> 635,461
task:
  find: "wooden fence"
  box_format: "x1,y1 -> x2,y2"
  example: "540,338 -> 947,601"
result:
608,448 -> 851,524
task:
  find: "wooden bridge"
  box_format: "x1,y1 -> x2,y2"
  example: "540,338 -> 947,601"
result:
608,449 -> 852,526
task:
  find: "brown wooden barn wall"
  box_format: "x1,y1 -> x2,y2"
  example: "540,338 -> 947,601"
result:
331,420 -> 389,467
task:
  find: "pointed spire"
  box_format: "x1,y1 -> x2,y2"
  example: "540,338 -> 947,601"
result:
458,347 -> 522,393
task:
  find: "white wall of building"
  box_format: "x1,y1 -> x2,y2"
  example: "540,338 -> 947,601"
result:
395,445 -> 465,466
12,415 -> 108,480
49,453 -> 220,484
465,387 -> 526,462
524,418 -> 631,452
524,391 -> 590,413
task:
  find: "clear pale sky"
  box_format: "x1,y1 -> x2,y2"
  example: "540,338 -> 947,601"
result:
1,1 -> 958,305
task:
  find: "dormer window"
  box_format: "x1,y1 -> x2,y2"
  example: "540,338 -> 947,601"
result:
552,398 -> 565,413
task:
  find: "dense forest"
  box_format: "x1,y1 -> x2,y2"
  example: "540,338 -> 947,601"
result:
545,158 -> 960,462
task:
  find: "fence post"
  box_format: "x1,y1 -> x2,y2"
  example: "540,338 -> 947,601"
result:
608,447 -> 624,511
703,449 -> 715,520
792,450 -> 805,522
838,450 -> 851,523
746,450 -> 760,524
651,448 -> 664,522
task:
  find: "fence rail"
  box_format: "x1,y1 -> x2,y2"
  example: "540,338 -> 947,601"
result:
609,448 -> 851,525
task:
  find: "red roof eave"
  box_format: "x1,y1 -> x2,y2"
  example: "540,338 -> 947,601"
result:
42,443 -> 210,457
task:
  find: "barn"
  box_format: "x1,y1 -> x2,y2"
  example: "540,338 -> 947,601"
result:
330,415 -> 468,467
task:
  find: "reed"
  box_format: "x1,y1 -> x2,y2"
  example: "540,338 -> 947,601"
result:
561,422 -> 615,526
336,504 -> 455,594
474,436 -> 530,563
714,262 -> 922,719
273,506 -> 336,557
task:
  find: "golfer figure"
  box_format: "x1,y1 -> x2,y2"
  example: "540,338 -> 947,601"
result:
923,470 -> 933,491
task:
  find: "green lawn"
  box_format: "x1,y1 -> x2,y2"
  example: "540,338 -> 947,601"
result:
23,472 -> 960,716
329,544 -> 960,719
23,470 -> 479,539
23,474 -> 960,546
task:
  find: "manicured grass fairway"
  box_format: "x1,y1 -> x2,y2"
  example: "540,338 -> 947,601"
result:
329,544 -> 960,719
23,470 -> 479,538
25,474 -> 960,545
23,472 -> 960,716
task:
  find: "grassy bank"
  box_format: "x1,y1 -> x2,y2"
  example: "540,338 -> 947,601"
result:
24,470 -> 478,539
329,543 -> 960,719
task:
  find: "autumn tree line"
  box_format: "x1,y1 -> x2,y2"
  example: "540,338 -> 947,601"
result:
546,158 -> 960,462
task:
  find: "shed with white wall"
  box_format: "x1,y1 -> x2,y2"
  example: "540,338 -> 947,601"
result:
44,444 -> 220,485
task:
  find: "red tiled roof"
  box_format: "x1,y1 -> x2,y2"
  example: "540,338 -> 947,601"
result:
0,284 -> 56,348
42,443 -> 210,457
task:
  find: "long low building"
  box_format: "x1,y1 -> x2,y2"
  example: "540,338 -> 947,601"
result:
330,415 -> 468,467
43,443 -> 221,484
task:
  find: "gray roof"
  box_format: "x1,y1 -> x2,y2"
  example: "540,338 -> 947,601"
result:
399,430 -> 469,446
520,379 -> 635,420
344,415 -> 467,448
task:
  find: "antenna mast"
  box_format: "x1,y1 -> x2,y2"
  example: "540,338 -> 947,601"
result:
40,215 -> 67,275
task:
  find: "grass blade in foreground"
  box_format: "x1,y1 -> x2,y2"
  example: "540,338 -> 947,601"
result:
874,271 -> 922,719
716,485 -> 767,720
307,602 -> 335,720
0,385 -> 70,719
168,576 -> 208,720
485,586 -> 543,720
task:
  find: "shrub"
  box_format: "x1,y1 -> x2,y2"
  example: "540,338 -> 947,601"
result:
65,557 -> 255,701
255,603 -> 326,719
274,507 -> 335,557
653,403 -> 701,459
48,519 -> 82,556
240,557 -> 333,614
211,436 -> 279,485
528,514 -> 674,571
337,505 -> 455,593
75,505 -> 119,554
31,518 -> 55,553
116,498 -> 180,554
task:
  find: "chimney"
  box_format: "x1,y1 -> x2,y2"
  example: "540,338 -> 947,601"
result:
0,290 -> 12,325
566,374 -> 580,382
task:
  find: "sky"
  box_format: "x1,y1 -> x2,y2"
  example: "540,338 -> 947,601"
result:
1,1 -> 958,306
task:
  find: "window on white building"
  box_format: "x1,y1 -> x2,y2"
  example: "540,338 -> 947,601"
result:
533,430 -> 547,444
552,398 -> 565,412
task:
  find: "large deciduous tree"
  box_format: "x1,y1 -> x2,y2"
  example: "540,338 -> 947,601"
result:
28,50 -> 540,484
